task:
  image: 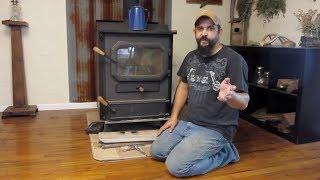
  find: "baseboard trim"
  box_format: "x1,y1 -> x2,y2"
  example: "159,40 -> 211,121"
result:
0,102 -> 97,112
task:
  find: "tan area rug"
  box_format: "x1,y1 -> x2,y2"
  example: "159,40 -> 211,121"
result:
86,112 -> 157,161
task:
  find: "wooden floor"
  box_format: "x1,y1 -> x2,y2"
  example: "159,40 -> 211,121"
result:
1,109 -> 320,179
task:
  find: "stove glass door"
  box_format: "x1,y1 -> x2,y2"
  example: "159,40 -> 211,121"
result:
111,42 -> 168,81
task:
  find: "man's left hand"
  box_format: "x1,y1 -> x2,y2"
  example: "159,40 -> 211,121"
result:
217,77 -> 237,102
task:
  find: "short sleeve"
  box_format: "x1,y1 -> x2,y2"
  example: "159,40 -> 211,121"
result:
227,55 -> 249,93
177,55 -> 190,83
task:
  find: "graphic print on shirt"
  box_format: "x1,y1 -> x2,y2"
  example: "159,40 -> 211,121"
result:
186,56 -> 227,93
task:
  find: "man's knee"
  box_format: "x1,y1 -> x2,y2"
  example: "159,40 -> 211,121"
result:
150,140 -> 169,161
165,155 -> 192,177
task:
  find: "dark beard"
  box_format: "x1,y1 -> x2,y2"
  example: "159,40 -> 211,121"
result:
196,37 -> 219,57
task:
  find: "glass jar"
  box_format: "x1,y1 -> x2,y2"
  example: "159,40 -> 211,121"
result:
10,0 -> 22,21
262,71 -> 270,87
255,66 -> 264,85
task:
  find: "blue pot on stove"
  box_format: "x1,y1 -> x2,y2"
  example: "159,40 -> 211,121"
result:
128,5 -> 149,31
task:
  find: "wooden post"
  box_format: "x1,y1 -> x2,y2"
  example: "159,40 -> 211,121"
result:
2,20 -> 38,118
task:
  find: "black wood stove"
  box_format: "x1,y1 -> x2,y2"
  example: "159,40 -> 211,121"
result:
95,21 -> 176,130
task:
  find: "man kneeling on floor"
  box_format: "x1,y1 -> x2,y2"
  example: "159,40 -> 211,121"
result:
150,9 -> 250,177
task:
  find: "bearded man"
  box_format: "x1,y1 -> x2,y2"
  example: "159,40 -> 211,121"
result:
150,9 -> 250,177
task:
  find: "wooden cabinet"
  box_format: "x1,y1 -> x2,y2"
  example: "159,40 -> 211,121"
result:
230,46 -> 320,144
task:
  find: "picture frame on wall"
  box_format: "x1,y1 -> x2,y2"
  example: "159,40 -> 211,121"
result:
186,0 -> 223,5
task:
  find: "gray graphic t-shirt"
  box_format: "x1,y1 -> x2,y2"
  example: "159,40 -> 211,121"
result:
177,46 -> 248,141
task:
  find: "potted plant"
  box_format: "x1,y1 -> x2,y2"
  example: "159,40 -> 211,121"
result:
236,0 -> 254,21
294,9 -> 320,37
255,0 -> 286,22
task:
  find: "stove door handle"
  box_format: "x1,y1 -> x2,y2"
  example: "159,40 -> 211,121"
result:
93,46 -> 117,63
97,96 -> 116,113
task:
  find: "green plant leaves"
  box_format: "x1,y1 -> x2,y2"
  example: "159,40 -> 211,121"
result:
236,0 -> 286,22
236,0 -> 255,21
256,0 -> 286,22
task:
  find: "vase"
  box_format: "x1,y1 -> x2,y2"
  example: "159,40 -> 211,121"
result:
304,29 -> 319,38
299,30 -> 320,47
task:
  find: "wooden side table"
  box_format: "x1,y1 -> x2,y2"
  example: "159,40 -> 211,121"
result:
2,20 -> 37,118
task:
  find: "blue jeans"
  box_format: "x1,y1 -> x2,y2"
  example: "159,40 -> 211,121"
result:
150,120 -> 240,177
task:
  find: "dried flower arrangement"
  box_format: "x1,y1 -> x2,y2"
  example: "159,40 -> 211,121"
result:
294,9 -> 320,37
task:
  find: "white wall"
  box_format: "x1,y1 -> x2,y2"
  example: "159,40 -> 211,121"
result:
171,0 -> 231,92
0,0 -> 69,106
248,0 -> 320,45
